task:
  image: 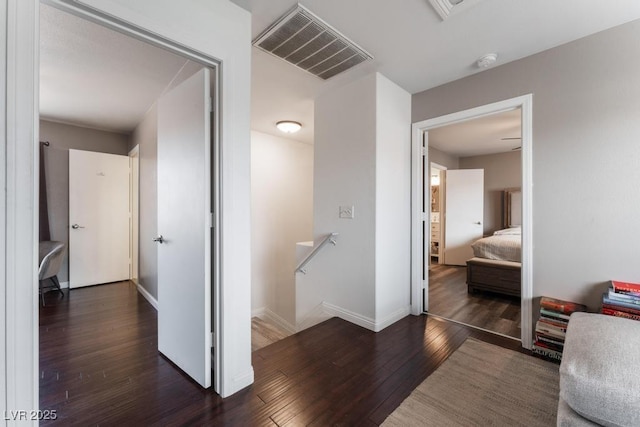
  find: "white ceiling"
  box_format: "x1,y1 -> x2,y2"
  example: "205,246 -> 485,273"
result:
235,0 -> 640,144
40,4 -> 191,133
40,1 -> 640,141
429,108 -> 521,158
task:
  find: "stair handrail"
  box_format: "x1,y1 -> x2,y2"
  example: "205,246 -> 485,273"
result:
295,232 -> 338,274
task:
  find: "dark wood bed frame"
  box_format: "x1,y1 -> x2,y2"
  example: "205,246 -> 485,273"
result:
466,257 -> 521,297
465,188 -> 522,298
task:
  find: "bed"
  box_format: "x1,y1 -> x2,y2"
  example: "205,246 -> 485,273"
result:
466,189 -> 522,297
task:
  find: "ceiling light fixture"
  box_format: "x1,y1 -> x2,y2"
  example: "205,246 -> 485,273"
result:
276,120 -> 302,133
476,53 -> 498,68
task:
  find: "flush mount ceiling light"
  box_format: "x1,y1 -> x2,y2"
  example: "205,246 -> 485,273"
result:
476,53 -> 498,68
276,121 -> 302,133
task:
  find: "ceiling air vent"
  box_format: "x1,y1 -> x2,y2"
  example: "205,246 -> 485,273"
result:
428,0 -> 484,21
253,4 -> 373,80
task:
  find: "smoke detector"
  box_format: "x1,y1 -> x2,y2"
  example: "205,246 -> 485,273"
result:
476,53 -> 498,68
253,4 -> 373,80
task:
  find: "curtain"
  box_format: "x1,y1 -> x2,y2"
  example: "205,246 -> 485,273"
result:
39,141 -> 51,241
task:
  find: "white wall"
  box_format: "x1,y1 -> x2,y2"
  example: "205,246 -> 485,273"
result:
459,150 -> 521,234
39,120 -> 130,283
298,72 -> 411,331
304,73 -> 377,324
251,131 -> 313,328
129,105 -> 158,299
413,19 -> 640,311
375,75 -> 412,324
429,146 -> 459,169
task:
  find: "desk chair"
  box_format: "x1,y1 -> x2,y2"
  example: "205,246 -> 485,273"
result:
39,241 -> 66,306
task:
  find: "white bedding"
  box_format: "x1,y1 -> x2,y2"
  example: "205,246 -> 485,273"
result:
471,227 -> 521,262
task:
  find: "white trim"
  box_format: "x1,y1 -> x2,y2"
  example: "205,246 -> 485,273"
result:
227,367 -> 254,396
322,302 -> 377,331
410,123 -> 425,316
374,306 -> 412,332
257,309 -> 296,335
0,0 -> 6,415
40,0 -> 220,68
58,281 -> 69,289
411,94 -> 534,349
136,281 -> 158,311
321,302 -> 410,332
128,145 -> 139,284
295,303 -> 332,332
4,0 -> 39,423
251,307 -> 265,318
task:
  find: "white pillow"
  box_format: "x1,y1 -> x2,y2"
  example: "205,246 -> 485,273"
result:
493,226 -> 521,235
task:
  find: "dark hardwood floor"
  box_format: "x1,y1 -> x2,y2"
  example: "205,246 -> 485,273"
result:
40,280 -> 523,426
428,263 -> 521,338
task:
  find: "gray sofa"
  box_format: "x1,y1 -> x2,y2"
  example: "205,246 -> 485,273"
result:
558,312 -> 640,426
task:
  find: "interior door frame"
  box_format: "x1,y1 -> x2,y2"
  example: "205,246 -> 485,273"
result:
429,162 -> 446,267
39,0 -> 224,392
410,94 -> 534,349
6,0 -> 257,416
129,145 -> 139,285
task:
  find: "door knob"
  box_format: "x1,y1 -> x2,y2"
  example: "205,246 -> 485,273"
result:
474,221 -> 481,225
71,224 -> 85,229
153,235 -> 165,244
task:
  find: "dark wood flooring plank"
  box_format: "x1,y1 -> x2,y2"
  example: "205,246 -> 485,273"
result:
428,264 -> 521,338
40,281 -> 531,426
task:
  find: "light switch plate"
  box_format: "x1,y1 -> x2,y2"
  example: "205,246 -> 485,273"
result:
339,206 -> 354,219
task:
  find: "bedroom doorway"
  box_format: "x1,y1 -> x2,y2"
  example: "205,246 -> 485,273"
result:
39,2 -> 221,391
411,95 -> 533,348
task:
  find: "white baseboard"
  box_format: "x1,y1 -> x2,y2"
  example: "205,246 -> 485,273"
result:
251,307 -> 296,334
136,281 -> 158,311
222,367 -> 254,398
322,302 -> 377,331
262,308 -> 296,335
59,281 -> 69,289
251,307 -> 265,318
298,302 -> 411,333
374,306 -> 412,332
296,303 -> 333,332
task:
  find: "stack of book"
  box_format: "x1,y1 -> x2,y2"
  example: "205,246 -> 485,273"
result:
533,297 -> 587,362
601,280 -> 640,321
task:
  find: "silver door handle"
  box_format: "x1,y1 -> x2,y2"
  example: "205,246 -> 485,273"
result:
153,235 -> 164,244
71,224 -> 85,229
474,222 -> 481,225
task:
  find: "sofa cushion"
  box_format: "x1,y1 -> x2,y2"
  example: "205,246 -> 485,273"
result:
560,313 -> 640,427
557,397 -> 601,427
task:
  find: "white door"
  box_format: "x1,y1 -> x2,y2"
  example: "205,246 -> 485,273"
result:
129,147 -> 139,283
444,169 -> 484,266
69,150 -> 130,288
157,68 -> 212,388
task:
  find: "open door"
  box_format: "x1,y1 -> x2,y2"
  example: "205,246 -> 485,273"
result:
444,169 -> 484,266
157,67 -> 212,388
69,150 -> 130,288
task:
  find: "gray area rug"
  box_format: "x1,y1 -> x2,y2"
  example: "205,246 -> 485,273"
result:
383,338 -> 559,426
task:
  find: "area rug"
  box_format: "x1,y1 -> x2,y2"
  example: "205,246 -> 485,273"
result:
382,338 -> 559,426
